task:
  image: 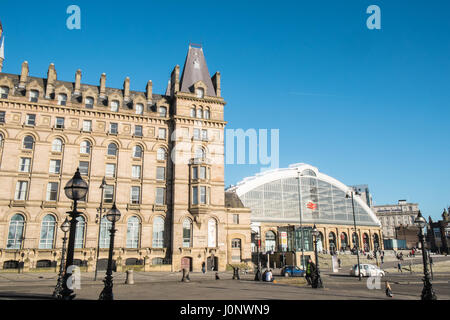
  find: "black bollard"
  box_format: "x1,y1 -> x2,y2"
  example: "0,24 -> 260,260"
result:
215,272 -> 220,280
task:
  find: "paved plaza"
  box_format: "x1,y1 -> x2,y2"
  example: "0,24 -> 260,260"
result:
0,256 -> 449,300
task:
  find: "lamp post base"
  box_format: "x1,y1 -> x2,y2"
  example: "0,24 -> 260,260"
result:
421,279 -> 437,300
312,273 -> 323,288
99,276 -> 114,300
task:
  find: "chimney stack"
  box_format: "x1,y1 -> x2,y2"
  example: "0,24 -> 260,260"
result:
170,65 -> 180,96
45,63 -> 57,99
146,80 -> 153,103
123,77 -> 130,102
19,61 -> 29,89
212,72 -> 221,97
99,73 -> 106,98
74,69 -> 82,95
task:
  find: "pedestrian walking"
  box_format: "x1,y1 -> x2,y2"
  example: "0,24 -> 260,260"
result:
305,258 -> 315,286
380,255 -> 384,264
337,258 -> 341,269
385,281 -> 393,298
201,262 -> 206,274
397,262 -> 402,272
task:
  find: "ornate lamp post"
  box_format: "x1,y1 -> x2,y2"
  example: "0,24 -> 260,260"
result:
254,233 -> 262,281
312,224 -> 323,288
61,168 -> 88,300
52,217 -> 70,299
99,203 -> 121,300
414,211 -> 437,300
346,190 -> 362,281
94,177 -> 107,281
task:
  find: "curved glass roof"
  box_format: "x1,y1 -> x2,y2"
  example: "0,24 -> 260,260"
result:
229,163 -> 381,227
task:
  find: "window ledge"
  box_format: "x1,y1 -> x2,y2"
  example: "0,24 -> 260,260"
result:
41,201 -> 57,208
9,200 -> 26,208
127,203 -> 141,210
152,204 -> 167,212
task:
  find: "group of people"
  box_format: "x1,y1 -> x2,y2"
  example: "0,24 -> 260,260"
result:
262,269 -> 274,282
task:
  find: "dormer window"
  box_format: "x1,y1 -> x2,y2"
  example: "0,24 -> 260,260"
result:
57,94 -> 67,106
0,86 -> 9,99
136,103 -> 143,115
159,106 -> 167,117
111,100 -> 119,112
85,97 -> 94,109
29,90 -> 39,103
196,88 -> 204,98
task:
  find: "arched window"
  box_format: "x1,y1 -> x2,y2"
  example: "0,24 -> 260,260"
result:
340,232 -> 348,250
373,233 -> 380,250
135,103 -> 144,115
133,145 -> 142,158
195,147 -> 206,160
157,148 -> 167,161
190,108 -> 196,118
127,216 -> 140,248
317,232 -> 324,252
107,143 -> 118,156
80,140 -> 91,154
328,232 -> 336,253
0,86 -> 9,99
57,93 -> 67,106
7,214 -> 25,249
111,100 -> 119,112
204,108 -> 210,119
152,217 -> 164,248
52,138 -> 63,152
39,215 -> 56,249
182,219 -> 192,248
207,219 -> 217,248
196,108 -> 203,119
363,233 -> 370,251
265,231 -> 276,252
99,216 -> 112,248
74,216 -> 85,249
23,135 -> 34,150
0,133 -> 4,148
352,232 -> 359,249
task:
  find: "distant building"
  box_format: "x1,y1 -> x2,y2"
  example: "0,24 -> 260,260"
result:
351,184 -> 372,208
372,200 -> 419,240
394,225 -> 420,249
426,209 -> 449,254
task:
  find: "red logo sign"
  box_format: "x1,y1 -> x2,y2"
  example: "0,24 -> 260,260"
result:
307,202 -> 317,210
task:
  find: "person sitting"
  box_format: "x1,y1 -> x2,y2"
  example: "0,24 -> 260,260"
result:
265,269 -> 274,282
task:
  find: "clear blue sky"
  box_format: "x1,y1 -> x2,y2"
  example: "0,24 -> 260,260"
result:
1,0 -> 449,221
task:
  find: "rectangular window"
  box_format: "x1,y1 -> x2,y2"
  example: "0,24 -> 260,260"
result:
14,181 -> 28,200
104,185 -> 114,203
105,164 -> 116,178
111,101 -> 119,112
192,167 -> 198,179
29,90 -> 38,102
159,106 -> 167,117
156,187 -> 165,205
199,166 -> 206,179
46,182 -> 59,201
132,165 -> 141,179
85,97 -> 94,109
110,123 -> 118,134
57,94 -> 67,106
193,128 -> 200,140
19,158 -> 31,173
0,87 -> 9,99
55,117 -> 65,129
156,167 -> 165,181
233,214 -> 240,224
131,186 -> 140,204
83,120 -> 92,132
49,160 -> 61,174
192,186 -> 198,205
200,186 -> 207,204
79,161 -> 89,176
201,129 -> 208,141
0,111 -> 5,123
158,128 -> 166,139
26,114 -> 36,126
135,125 -> 143,137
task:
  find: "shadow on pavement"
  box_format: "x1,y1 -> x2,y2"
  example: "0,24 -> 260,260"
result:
0,292 -> 55,300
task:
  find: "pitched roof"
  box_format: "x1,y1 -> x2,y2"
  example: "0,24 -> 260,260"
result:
179,44 -> 216,97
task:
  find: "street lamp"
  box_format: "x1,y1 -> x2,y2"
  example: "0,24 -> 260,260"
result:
346,190 -> 362,281
52,217 -> 70,299
414,210 -> 437,300
254,233 -> 262,281
94,177 -> 107,281
60,168 -> 89,300
311,224 -> 323,288
99,203 -> 121,300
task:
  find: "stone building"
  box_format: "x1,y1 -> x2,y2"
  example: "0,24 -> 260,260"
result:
372,200 -> 419,240
226,163 -> 383,268
0,20 -> 251,272
426,209 -> 449,254
394,225 -> 420,249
